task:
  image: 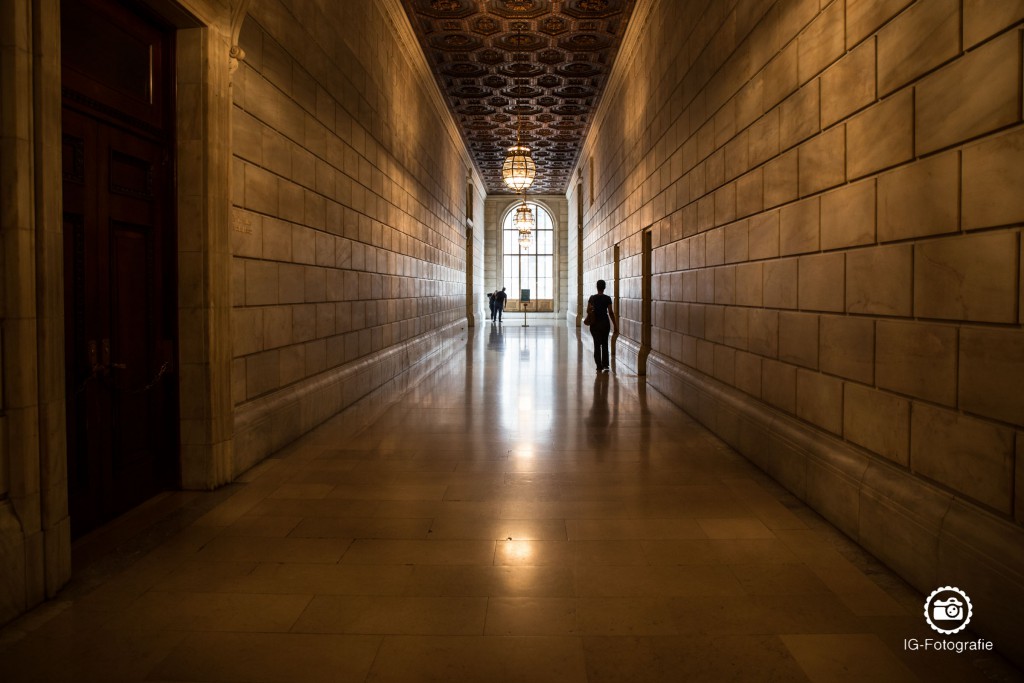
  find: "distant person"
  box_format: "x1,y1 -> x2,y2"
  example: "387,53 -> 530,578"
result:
488,291 -> 496,322
493,287 -> 507,322
586,279 -> 616,371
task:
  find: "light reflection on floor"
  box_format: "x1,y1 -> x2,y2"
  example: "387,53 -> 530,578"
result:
0,322 -> 1018,682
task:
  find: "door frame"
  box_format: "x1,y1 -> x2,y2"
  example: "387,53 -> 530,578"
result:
0,0 -> 246,613
575,181 -> 583,327
611,241 -> 621,355
638,227 -> 652,375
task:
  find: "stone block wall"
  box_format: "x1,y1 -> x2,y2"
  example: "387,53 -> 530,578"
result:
484,199 -> 500,314
578,0 -> 1024,658
229,0 -> 474,467
469,179 -> 486,326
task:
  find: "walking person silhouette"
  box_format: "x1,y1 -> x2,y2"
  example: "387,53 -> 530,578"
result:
585,280 -> 616,371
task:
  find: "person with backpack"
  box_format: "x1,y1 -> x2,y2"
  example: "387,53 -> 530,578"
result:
585,279 -> 616,371
493,287 -> 507,323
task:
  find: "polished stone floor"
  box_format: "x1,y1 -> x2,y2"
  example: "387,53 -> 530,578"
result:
1,323 -> 1020,682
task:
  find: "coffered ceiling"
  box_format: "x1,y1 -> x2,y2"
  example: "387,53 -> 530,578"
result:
402,0 -> 636,195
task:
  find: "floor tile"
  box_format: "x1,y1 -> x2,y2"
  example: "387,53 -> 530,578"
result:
240,562 -> 414,595
641,538 -> 800,565
106,591 -> 312,632
697,517 -> 777,539
566,517 -> 706,540
493,539 -> 575,565
403,564 -> 576,598
244,498 -> 381,518
288,517 -> 432,539
268,483 -> 335,500
484,597 -> 578,635
291,595 -> 487,635
0,629 -> 187,682
576,597 -> 679,636
339,539 -> 496,565
149,632 -> 381,683
194,536 -> 351,564
221,516 -> 303,538
572,540 -> 648,565
728,562 -> 834,595
425,517 -> 567,540
574,564 -> 745,598
581,634 -> 811,683
366,635 -> 587,683
782,633 -> 919,682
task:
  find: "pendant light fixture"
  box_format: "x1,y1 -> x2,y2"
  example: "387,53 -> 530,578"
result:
501,21 -> 536,193
513,196 -> 534,250
502,144 -> 537,193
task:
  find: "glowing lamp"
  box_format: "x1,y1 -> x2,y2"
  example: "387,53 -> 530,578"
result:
502,145 -> 536,192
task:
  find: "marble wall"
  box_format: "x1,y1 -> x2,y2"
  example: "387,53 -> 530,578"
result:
576,0 -> 1024,660
229,0 -> 479,469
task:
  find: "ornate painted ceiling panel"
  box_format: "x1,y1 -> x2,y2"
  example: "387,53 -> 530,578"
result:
402,0 -> 636,194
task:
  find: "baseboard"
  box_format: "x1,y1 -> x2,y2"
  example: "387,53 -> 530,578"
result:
644,350 -> 1024,667
232,320 -> 466,476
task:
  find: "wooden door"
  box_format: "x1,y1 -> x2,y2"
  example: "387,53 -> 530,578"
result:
61,0 -> 178,538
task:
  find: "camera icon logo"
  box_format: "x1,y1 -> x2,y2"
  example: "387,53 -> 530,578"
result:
932,597 -> 963,621
924,586 -> 972,635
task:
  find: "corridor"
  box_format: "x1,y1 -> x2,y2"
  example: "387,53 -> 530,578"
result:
0,323 -> 1016,682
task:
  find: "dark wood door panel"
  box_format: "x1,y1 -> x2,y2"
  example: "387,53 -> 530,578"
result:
61,0 -> 177,539
60,0 -> 171,133
63,210 -> 106,534
109,221 -> 161,474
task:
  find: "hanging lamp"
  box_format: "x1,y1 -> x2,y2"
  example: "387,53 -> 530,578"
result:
501,21 -> 537,193
502,145 -> 537,193
513,197 -> 534,250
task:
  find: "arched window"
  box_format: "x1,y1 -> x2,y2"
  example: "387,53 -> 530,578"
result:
502,202 -> 554,306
